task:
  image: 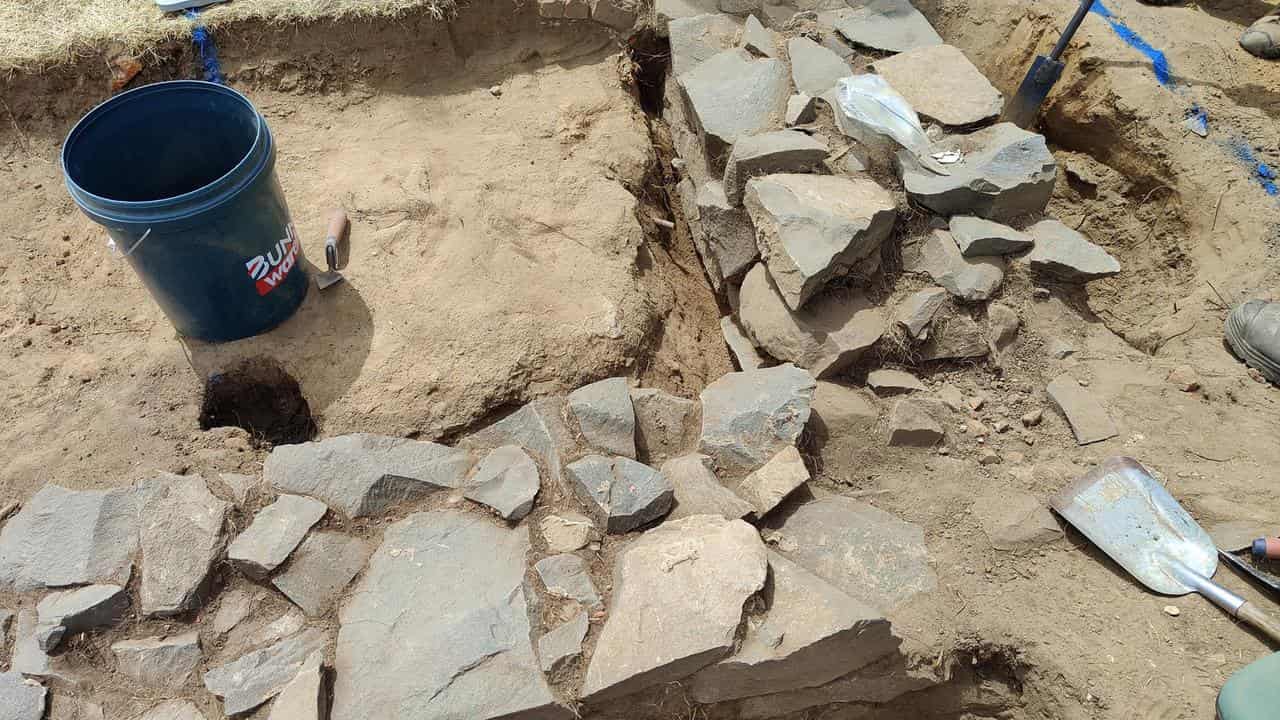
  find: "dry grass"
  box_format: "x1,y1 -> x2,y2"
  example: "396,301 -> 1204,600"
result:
0,0 -> 457,73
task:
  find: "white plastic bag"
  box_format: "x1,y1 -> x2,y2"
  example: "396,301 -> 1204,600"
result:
835,74 -> 931,157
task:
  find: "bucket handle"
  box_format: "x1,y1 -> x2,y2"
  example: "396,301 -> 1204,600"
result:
114,227 -> 151,258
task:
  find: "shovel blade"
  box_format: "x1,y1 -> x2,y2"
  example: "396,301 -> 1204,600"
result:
1002,55 -> 1066,129
1051,457 -> 1217,595
316,270 -> 344,290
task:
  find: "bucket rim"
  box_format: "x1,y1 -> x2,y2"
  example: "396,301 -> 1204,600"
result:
61,80 -> 270,221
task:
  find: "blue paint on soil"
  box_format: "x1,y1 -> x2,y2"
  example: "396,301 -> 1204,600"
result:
1091,1 -> 1172,85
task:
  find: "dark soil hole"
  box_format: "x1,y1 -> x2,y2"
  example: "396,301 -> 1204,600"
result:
198,358 -> 317,447
628,29 -> 670,117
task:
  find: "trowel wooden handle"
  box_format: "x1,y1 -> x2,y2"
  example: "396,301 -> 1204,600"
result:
326,210 -> 348,243
1237,602 -> 1280,645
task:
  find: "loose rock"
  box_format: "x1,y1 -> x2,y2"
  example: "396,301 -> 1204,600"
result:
1023,220 -> 1121,280
894,287 -> 948,339
1021,409 -> 1043,427
271,532 -> 373,617
1167,364 -> 1201,392
535,553 -> 602,610
204,628 -> 329,717
688,551 -> 897,703
785,93 -> 817,126
987,302 -> 1020,350
1046,337 -> 1076,360
212,588 -> 257,636
462,446 -> 541,521
889,400 -> 944,447
111,632 -> 202,689
662,454 -> 754,520
1163,605 -> 1181,617
580,515 -> 768,701
724,131 -> 829,206
905,230 -> 1004,302
630,388 -> 698,464
937,384 -> 965,412
694,181 -> 760,286
871,45 -> 1001,126
139,474 -> 229,617
949,216 -> 1034,257
829,0 -> 943,52
740,14 -> 777,57
736,446 -> 810,516
971,491 -> 1062,551
35,584 -> 128,652
669,13 -> 741,77
537,0 -> 564,18
809,381 -> 878,441
462,397 -> 574,490
721,315 -> 768,370
12,610 -> 60,679
978,447 -> 1001,465
745,174 -> 897,309
331,511 -> 567,720
540,512 -> 598,553
0,670 -> 46,720
787,36 -> 851,97
699,364 -> 817,472
919,311 -> 990,361
590,0 -> 636,30
538,611 -> 589,673
267,651 -> 326,720
899,123 -> 1056,221
265,434 -> 473,517
1046,374 -> 1119,445
737,263 -> 886,378
569,377 -> 637,458
227,495 -> 327,579
566,456 -> 674,533
867,369 -> 926,394
679,48 -> 790,166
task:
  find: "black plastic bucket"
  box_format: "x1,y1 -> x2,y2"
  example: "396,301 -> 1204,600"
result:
63,81 -> 307,342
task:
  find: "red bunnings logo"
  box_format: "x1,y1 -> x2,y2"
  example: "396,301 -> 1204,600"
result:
244,224 -> 300,296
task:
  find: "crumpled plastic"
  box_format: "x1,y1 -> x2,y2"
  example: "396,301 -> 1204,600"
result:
836,74 -> 931,156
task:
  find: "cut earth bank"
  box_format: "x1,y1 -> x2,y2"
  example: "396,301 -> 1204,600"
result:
2,0 -> 1280,719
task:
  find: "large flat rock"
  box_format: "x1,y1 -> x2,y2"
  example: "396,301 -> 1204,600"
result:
830,0 -> 944,53
1024,219 -> 1121,280
111,632 -> 202,690
787,36 -> 851,97
271,531 -> 373,617
905,230 -> 1005,302
662,454 -> 754,520
919,311 -> 990,360
566,456 -> 674,534
745,174 -> 897,310
581,515 -> 769,702
871,45 -> 1002,127
699,364 -> 817,473
688,551 -> 898,703
669,13 -> 741,78
1046,374 -> 1118,445
462,397 -> 574,490
204,628 -> 329,716
139,474 -> 229,617
0,671 -> 46,720
35,584 -> 129,652
723,131 -> 829,206
679,48 -> 790,167
265,433 -> 473,517
332,510 -> 568,720
949,216 -> 1033,257
568,377 -> 637,458
899,123 -> 1056,221
692,180 -> 760,286
227,495 -> 327,579
462,446 -> 541,521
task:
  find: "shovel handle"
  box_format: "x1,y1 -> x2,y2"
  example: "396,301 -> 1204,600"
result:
1236,602 -> 1280,645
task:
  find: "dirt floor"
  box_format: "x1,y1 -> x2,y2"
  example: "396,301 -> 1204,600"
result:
3,0 -> 1280,718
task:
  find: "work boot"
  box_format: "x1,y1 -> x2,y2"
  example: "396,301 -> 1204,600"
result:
1240,11 -> 1280,59
1225,300 -> 1280,384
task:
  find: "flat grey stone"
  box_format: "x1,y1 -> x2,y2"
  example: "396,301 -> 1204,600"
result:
655,0 -> 721,35
217,473 -> 261,506
949,216 -> 1033,257
566,456 -> 675,534
919,311 -> 990,360
766,496 -> 937,611
988,302 -> 1020,350
463,446 -> 541,520
867,369 -> 926,393
630,388 -> 697,464
540,512 -> 597,553
721,315 -> 768,370
871,45 -> 1002,126
972,491 -> 1063,551
809,382 -> 879,440
688,551 -> 897,703
745,174 -> 897,310
740,14 -> 777,57
331,511 -> 568,720
0,484 -> 146,591
569,377 -> 637,458
736,446 -> 808,516
693,180 -> 759,284
1024,220 -> 1121,280
699,363 -> 817,472
906,230 -> 1005,302
139,474 -> 229,617
899,123 -> 1056,221
227,495 -> 327,579
135,700 -> 206,720
271,531 -> 373,617
266,651 -> 325,720
211,588 -> 257,636
0,670 -> 46,720
581,515 -> 769,701
787,36 -> 850,96
679,48 -> 790,167
11,610 -> 60,679
737,263 -> 886,378
785,93 -> 817,126
462,396 -> 574,490
111,632 -> 202,689
35,584 -> 128,652
894,287 -> 947,339
534,553 -> 602,610
590,0 -> 636,29
831,0 -> 943,53
736,648 -> 944,718
668,13 -> 741,78
888,400 -> 943,447
265,433 -> 473,518
724,131 -> 829,206
661,454 -> 754,520
538,611 -> 589,673
204,628 -> 328,716
1046,374 -> 1118,445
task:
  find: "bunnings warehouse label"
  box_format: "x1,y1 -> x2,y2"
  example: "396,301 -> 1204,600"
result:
244,224 -> 300,296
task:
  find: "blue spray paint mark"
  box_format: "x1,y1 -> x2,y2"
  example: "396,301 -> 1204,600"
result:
1185,105 -> 1209,136
1230,140 -> 1280,196
1090,1 -> 1172,85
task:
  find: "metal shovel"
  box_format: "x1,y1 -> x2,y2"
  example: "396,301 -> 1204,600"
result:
1003,0 -> 1095,129
1051,456 -> 1280,644
315,209 -> 348,290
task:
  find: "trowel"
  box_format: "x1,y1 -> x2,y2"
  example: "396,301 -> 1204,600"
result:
1004,0 -> 1095,129
316,210 -> 348,291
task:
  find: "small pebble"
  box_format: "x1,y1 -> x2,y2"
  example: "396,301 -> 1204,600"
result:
1021,409 -> 1043,427
1078,378 -> 1090,387
937,446 -> 950,456
1248,367 -> 1267,384
1163,605 -> 1180,617
489,85 -> 503,96
1020,432 -> 1036,446
1033,288 -> 1051,300
993,420 -> 1010,433
978,448 -> 1001,465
